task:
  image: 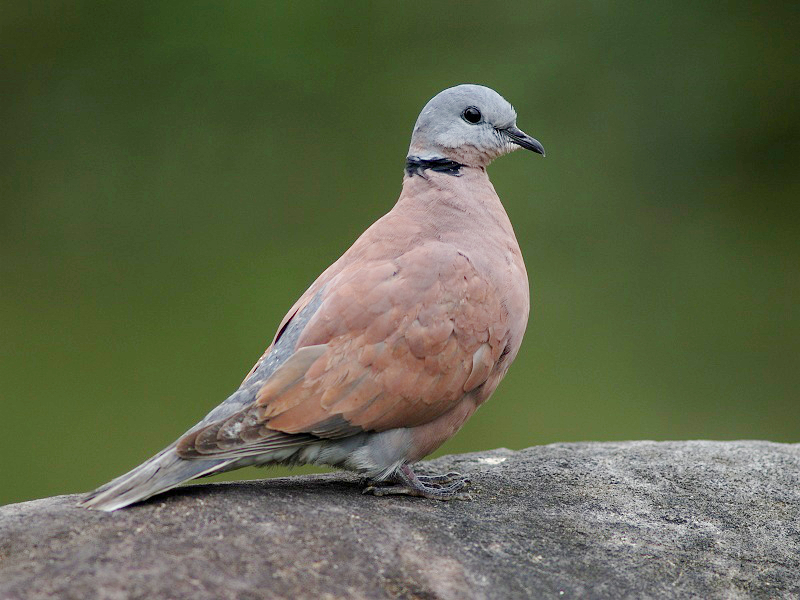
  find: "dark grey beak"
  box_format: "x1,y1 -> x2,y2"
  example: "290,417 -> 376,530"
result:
504,126 -> 545,157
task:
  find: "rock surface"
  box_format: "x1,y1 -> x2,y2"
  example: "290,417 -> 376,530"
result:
1,441 -> 799,599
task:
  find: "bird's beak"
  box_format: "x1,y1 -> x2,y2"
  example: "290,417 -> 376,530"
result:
504,126 -> 545,157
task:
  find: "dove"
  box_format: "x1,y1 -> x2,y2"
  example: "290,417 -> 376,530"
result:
80,84 -> 544,511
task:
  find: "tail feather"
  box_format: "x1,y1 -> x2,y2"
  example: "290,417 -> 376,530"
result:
79,444 -> 232,512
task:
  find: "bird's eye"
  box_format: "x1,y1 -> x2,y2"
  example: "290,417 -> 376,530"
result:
462,107 -> 482,124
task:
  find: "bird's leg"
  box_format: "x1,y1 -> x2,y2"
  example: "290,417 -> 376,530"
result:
363,465 -> 471,500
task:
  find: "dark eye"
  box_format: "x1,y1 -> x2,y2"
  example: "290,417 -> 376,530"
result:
462,107 -> 482,124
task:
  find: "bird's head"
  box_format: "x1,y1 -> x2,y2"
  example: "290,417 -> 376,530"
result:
407,84 -> 545,168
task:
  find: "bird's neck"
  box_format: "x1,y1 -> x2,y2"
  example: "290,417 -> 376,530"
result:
404,155 -> 465,178
397,164 -> 511,234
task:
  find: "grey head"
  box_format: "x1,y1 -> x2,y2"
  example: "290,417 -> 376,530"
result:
407,84 -> 545,168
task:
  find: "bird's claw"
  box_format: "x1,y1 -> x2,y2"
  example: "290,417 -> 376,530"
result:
363,466 -> 472,501
416,471 -> 466,485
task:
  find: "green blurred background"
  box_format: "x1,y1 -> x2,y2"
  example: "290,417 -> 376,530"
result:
2,2 -> 798,506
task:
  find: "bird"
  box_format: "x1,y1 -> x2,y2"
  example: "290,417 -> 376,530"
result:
80,84 -> 545,511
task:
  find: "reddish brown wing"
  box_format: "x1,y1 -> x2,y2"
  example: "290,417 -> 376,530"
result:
178,242 -> 510,458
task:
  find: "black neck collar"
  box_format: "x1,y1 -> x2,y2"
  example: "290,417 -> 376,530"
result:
405,156 -> 464,178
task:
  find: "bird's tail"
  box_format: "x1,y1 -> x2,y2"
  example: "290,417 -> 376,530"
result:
78,444 -> 232,512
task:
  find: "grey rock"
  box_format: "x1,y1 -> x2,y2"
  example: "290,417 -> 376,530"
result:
1,441 -> 799,600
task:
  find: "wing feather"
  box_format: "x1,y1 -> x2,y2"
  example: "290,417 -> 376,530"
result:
176,242 -> 510,460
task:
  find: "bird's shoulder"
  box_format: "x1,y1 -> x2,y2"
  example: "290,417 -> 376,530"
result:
296,239 -> 506,352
